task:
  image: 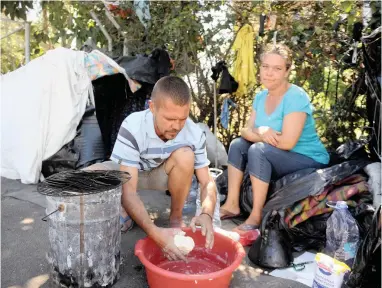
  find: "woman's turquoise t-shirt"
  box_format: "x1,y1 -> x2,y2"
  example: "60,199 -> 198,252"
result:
252,84 -> 329,164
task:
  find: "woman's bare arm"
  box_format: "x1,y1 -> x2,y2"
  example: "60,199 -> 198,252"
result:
240,109 -> 263,143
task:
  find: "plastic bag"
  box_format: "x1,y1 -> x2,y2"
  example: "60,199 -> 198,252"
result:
342,207 -> 381,288
248,211 -> 293,268
364,162 -> 381,208
239,160 -> 369,215
239,169 -> 252,215
262,160 -> 369,213
41,139 -> 80,178
41,111 -> 107,178
335,138 -> 370,160
283,202 -> 374,253
115,48 -> 171,84
75,114 -> 107,169
349,202 -> 375,237
286,213 -> 331,252
323,201 -> 360,268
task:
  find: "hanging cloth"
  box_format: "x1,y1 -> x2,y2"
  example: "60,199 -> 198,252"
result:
133,0 -> 151,28
232,24 -> 256,97
219,67 -> 238,94
211,61 -> 238,94
220,98 -> 237,129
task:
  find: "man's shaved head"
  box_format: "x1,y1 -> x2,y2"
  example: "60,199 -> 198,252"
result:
149,76 -> 191,141
151,76 -> 191,106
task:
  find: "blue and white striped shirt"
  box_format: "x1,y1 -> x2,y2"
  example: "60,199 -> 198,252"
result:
111,110 -> 210,171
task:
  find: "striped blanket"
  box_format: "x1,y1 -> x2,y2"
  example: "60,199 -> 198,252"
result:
285,174 -> 369,227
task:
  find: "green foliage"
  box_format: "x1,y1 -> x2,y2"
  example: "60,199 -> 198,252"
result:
1,1 -> 33,20
1,0 -> 379,153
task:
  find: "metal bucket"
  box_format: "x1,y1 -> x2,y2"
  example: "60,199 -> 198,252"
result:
38,170 -> 130,288
46,187 -> 121,287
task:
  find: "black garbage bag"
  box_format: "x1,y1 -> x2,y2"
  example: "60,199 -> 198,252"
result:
349,202 -> 375,238
239,167 -> 317,215
239,169 -> 252,216
262,160 -> 369,213
342,206 -> 381,288
41,138 -> 80,178
239,160 -> 369,215
328,138 -> 371,166
41,109 -> 107,178
74,114 -> 107,169
283,197 -> 374,253
286,213 -> 331,252
248,210 -> 293,268
115,48 -> 171,84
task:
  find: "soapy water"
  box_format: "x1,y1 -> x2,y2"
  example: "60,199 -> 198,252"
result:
158,258 -> 223,274
157,247 -> 229,275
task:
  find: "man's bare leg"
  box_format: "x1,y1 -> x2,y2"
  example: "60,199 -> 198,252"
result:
165,147 -> 194,226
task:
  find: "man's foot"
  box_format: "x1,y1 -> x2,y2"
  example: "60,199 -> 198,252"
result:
120,215 -> 135,233
169,218 -> 187,228
219,204 -> 241,220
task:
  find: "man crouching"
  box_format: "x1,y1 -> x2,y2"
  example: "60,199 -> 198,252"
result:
111,76 -> 217,261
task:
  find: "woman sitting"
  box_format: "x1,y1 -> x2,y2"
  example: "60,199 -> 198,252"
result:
219,44 -> 329,236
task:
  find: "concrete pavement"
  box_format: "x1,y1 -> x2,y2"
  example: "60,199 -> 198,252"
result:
1,177 -> 308,288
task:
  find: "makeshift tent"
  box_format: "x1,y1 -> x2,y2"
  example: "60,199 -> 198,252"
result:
0,48 -> 141,184
1,48 -> 93,184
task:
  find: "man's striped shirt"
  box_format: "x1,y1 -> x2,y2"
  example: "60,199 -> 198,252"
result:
111,109 -> 210,171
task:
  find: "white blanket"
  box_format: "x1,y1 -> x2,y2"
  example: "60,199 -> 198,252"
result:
1,48 -> 92,184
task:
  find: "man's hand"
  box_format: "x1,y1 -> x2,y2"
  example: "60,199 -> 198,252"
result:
190,213 -> 214,249
256,126 -> 281,147
153,227 -> 188,262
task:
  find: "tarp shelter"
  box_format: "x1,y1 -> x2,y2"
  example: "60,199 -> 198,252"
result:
1,48 -> 134,184
1,48 -> 93,184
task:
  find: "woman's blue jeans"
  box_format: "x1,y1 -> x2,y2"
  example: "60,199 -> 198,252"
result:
227,137 -> 326,183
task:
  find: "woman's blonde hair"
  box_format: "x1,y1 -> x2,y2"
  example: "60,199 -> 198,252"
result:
260,43 -> 293,70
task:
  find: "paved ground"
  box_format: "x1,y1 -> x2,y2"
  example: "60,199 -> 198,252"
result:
1,177 -> 308,288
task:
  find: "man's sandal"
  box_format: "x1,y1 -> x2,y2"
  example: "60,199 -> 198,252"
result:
120,215 -> 135,233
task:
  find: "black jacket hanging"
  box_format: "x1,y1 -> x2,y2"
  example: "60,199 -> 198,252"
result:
211,61 -> 238,94
219,67 -> 238,94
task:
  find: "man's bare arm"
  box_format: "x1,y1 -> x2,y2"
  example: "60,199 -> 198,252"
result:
195,166 -> 216,217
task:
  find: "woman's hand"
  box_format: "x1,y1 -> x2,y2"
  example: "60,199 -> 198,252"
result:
256,126 -> 281,147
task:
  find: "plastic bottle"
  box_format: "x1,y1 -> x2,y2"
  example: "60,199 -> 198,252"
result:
324,201 -> 359,267
195,168 -> 222,228
182,175 -> 198,217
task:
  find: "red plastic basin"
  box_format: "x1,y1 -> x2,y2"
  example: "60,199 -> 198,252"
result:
135,228 -> 245,288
